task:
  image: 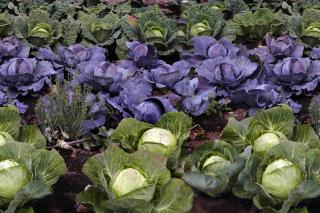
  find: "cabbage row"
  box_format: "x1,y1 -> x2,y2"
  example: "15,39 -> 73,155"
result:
77,104 -> 320,213
0,33 -> 320,126
0,1 -> 319,124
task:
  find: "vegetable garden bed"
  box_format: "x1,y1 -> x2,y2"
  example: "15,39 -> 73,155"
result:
1,0 -> 320,213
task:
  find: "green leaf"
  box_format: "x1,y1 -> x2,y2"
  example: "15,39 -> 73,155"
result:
5,181 -> 51,213
288,15 -> 303,37
110,118 -> 153,151
280,180 -> 320,213
16,208 -> 34,213
183,172 -> 229,198
291,125 -> 320,148
156,112 -> 192,145
0,106 -> 20,138
19,125 -> 46,149
77,186 -> 109,213
104,198 -> 154,213
31,149 -> 66,186
153,178 -> 194,213
221,117 -> 250,151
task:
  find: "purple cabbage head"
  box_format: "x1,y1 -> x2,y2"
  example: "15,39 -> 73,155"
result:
78,60 -> 136,92
38,44 -> 106,79
266,33 -> 304,58
135,97 -> 176,124
0,58 -> 56,97
182,36 -> 239,66
270,58 -> 320,95
230,84 -> 281,115
0,36 -> 29,60
107,75 -> 153,117
144,60 -> 191,88
57,44 -> 106,68
197,56 -> 258,96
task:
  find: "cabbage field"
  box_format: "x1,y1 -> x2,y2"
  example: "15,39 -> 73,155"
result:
1,0 -> 320,212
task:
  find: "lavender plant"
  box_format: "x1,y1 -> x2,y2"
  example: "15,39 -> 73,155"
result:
35,80 -> 105,144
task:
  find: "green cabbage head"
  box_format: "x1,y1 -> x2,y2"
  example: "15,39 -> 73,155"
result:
138,127 -> 177,156
28,23 -> 54,46
190,20 -> 212,36
0,160 -> 31,199
253,133 -> 282,155
143,21 -> 167,40
262,159 -> 303,199
112,168 -> 148,197
202,155 -> 231,176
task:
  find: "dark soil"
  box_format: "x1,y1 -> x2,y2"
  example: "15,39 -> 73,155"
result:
192,193 -> 259,213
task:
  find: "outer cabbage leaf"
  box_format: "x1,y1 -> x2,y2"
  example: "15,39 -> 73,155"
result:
221,117 -> 250,151
0,105 -> 20,138
18,125 -> 46,149
291,125 -> 320,149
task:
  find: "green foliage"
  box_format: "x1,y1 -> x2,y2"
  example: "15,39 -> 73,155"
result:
14,8 -> 62,47
233,141 -> 320,212
206,99 -> 231,117
183,141 -> 251,198
35,81 -> 91,142
0,105 -> 46,149
78,146 -> 193,213
122,6 -> 179,55
0,11 -> 14,37
230,8 -> 288,41
309,95 -> 320,134
78,11 -> 121,46
182,3 -> 226,37
222,105 -> 319,152
0,142 -> 66,213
